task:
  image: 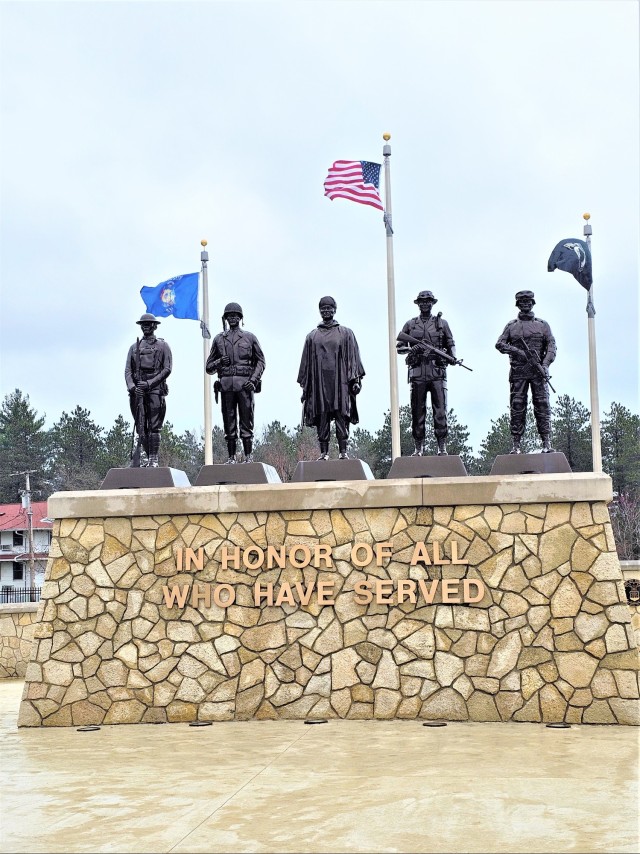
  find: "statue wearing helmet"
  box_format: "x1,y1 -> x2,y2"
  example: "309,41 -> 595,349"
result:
206,302 -> 266,463
396,290 -> 457,456
125,314 -> 172,467
496,291 -> 557,453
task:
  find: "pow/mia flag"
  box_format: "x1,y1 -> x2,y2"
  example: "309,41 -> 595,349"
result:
547,238 -> 593,290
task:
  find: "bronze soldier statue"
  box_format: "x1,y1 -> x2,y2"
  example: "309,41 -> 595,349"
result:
298,296 -> 365,460
206,302 -> 265,463
396,290 -> 457,456
495,290 -> 557,454
125,313 -> 172,467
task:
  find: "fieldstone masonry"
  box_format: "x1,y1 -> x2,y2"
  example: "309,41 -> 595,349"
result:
18,476 -> 640,727
0,604 -> 38,677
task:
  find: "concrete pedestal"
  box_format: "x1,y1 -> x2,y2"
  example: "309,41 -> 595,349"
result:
387,455 -> 468,479
99,467 -> 190,489
291,459 -> 374,482
491,452 -> 571,475
194,463 -> 281,486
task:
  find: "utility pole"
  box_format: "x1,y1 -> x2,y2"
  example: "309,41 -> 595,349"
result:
11,470 -> 37,592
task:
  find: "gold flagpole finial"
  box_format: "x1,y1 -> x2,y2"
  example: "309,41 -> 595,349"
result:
383,133 -> 391,141
583,213 -> 590,221
201,239 -> 208,247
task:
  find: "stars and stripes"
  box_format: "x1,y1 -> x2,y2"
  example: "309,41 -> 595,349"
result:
323,160 -> 384,211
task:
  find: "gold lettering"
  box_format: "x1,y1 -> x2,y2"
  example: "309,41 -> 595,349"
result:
275,582 -> 296,606
375,542 -> 393,566
254,582 -> 274,605
432,541 -> 450,565
162,584 -> 190,608
417,578 -> 439,603
411,542 -> 431,566
266,545 -> 286,569
351,543 -> 374,567
375,579 -> 395,604
213,584 -> 235,607
243,547 -> 265,570
441,579 -> 461,603
354,579 -> 373,604
397,579 -> 417,603
451,541 -> 467,565
222,546 -> 241,570
185,547 -> 204,571
314,544 -> 333,568
190,583 -> 211,608
317,580 -> 335,604
463,579 -> 485,603
290,544 -> 312,568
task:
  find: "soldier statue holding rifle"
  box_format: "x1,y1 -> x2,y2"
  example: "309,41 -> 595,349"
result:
125,313 -> 172,467
397,290 -> 470,457
495,290 -> 557,454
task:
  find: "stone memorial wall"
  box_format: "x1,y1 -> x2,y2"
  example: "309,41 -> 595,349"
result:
18,474 -> 640,727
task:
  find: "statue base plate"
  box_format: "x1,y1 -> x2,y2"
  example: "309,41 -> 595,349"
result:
387,455 -> 468,479
194,463 -> 281,486
100,467 -> 191,489
291,459 -> 374,483
491,452 -> 571,475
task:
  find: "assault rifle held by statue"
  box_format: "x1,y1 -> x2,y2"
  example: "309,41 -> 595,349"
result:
396,332 -> 473,371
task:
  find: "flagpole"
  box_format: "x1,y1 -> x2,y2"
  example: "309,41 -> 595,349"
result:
583,213 -> 602,473
382,134 -> 401,461
201,240 -> 213,465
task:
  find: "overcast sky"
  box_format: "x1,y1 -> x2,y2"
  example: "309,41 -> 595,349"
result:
1,0 -> 638,456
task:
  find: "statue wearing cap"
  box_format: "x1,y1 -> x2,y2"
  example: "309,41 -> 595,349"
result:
396,290 -> 457,456
206,302 -> 265,463
125,314 -> 172,467
298,296 -> 365,460
495,291 -> 557,453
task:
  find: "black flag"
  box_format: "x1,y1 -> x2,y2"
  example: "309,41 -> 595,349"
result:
547,238 -> 592,289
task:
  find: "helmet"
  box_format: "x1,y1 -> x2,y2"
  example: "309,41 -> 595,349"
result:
319,296 -> 337,309
136,313 -> 160,325
222,302 -> 243,318
414,290 -> 438,305
515,290 -> 536,305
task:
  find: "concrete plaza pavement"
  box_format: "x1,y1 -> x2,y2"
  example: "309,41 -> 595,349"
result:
1,679 -> 638,853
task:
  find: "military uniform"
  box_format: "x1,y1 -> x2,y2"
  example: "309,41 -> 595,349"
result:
397,291 -> 456,454
495,291 -> 556,449
206,307 -> 265,461
125,316 -> 172,466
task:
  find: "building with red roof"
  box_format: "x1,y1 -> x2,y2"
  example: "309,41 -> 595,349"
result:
0,502 -> 52,593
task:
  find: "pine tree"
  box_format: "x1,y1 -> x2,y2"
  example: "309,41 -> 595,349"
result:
551,395 -> 592,471
0,390 -> 50,501
471,406 -> 539,474
99,414 -> 133,474
601,403 -> 640,495
48,406 -> 104,491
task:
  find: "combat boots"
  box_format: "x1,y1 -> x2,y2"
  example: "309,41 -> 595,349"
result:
510,438 -> 522,454
147,432 -> 160,467
242,438 -> 253,463
437,439 -> 448,456
338,441 -> 349,460
317,442 -> 329,461
411,442 -> 424,457
541,435 -> 554,453
226,440 -> 237,464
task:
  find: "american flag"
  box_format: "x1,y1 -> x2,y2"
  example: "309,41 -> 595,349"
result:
323,160 -> 384,211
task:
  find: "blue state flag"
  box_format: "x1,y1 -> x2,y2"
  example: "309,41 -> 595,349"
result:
140,272 -> 200,320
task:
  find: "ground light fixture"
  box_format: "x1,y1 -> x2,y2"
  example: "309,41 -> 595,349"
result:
546,722 -> 571,728
76,726 -> 101,732
189,721 -> 213,727
304,719 -> 328,725
423,721 -> 447,727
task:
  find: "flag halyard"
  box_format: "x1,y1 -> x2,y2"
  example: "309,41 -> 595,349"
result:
324,160 -> 384,211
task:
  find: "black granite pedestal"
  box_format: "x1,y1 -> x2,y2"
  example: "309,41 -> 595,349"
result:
490,452 -> 571,475
194,463 -> 281,486
291,459 -> 374,482
100,467 -> 191,489
387,455 -> 468,479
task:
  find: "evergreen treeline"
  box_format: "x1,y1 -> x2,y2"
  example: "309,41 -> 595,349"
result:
1,389 -> 638,557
